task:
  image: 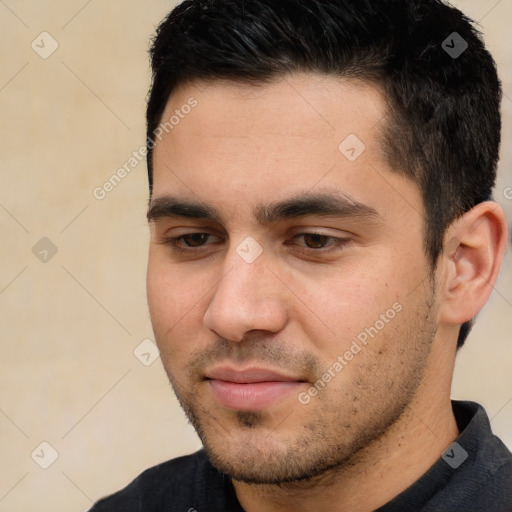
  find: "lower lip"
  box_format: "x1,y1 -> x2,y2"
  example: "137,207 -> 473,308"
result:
208,380 -> 303,411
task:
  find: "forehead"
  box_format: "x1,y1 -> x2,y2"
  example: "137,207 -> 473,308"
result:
158,74 -> 386,139
150,74 -> 422,225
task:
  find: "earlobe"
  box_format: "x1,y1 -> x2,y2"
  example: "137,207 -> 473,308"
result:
439,201 -> 508,325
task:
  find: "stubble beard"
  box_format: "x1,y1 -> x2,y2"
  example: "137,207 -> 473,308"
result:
162,294 -> 438,486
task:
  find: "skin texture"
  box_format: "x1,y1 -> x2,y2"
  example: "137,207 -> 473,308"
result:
146,74 -> 508,512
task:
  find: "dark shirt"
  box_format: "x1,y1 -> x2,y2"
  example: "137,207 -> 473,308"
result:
90,401 -> 512,511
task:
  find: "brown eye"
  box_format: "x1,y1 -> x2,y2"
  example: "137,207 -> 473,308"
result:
163,232 -> 223,254
302,233 -> 332,249
182,233 -> 210,247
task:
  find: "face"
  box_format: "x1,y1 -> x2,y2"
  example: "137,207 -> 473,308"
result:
147,74 -> 439,484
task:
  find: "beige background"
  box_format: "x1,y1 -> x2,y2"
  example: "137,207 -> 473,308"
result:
0,1 -> 511,510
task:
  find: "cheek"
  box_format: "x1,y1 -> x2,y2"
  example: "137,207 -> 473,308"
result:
146,252 -> 209,360
147,248 -> 205,317
287,260 -> 404,353
293,266 -> 392,320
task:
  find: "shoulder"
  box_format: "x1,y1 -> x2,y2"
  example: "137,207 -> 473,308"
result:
436,401 -> 512,511
89,449 -> 219,511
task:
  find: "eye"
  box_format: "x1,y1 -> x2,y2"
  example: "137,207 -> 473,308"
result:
180,233 -> 211,247
301,233 -> 336,249
288,232 -> 351,255
162,232 -> 221,253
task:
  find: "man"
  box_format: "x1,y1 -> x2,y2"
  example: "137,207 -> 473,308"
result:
91,0 -> 512,510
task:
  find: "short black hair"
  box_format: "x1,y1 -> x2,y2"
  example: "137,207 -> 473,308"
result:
146,0 -> 502,348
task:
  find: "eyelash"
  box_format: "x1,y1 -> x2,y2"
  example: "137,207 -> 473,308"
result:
162,232 -> 351,256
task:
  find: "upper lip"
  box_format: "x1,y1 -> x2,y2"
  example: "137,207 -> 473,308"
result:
205,366 -> 304,383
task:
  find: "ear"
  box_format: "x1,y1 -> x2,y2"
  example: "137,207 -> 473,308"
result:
439,201 -> 509,325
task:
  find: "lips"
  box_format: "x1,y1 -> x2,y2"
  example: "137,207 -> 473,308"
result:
205,366 -> 306,411
206,366 -> 302,383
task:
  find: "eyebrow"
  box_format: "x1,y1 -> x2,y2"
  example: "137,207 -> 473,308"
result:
147,197 -> 218,223
147,192 -> 380,225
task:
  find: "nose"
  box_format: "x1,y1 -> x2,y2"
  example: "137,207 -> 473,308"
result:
203,250 -> 288,342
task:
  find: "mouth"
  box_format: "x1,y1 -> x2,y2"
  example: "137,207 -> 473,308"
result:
204,366 -> 307,411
